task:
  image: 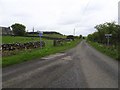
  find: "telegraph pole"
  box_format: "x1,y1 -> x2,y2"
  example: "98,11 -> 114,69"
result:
73,28 -> 75,36
118,1 -> 120,60
31,27 -> 35,40
118,1 -> 120,24
33,27 -> 34,36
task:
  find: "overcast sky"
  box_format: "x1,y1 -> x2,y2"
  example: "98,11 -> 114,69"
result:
0,0 -> 119,36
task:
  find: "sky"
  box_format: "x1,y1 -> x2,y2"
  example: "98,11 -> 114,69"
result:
0,0 -> 119,36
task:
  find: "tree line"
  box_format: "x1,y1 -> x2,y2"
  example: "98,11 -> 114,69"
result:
87,22 -> 120,47
11,23 -> 63,36
87,22 -> 120,60
27,31 -> 63,35
10,23 -> 83,39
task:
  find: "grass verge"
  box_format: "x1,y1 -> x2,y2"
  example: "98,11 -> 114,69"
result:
88,41 -> 118,60
2,39 -> 81,67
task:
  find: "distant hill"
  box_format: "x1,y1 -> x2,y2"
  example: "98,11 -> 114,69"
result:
27,31 -> 66,38
27,31 -> 63,35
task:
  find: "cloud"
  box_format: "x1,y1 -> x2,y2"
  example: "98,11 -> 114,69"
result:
0,0 -> 119,36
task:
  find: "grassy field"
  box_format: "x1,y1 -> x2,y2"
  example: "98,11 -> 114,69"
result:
88,41 -> 118,60
2,36 -> 81,67
2,36 -> 41,44
2,34 -> 66,44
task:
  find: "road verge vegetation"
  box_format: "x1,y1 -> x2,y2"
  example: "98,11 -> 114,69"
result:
88,41 -> 119,60
87,22 -> 120,61
2,39 -> 81,67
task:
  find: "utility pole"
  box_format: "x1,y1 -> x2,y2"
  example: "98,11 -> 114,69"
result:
32,27 -> 34,40
33,27 -> 34,36
118,1 -> 120,24
73,28 -> 75,36
118,1 -> 120,60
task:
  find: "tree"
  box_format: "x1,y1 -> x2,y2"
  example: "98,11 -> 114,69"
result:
11,23 -> 26,36
87,22 -> 120,60
79,35 -> 82,39
87,22 -> 119,45
67,35 -> 74,40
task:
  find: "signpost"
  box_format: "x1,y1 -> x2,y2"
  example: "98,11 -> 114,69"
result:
105,34 -> 112,46
38,31 -> 43,48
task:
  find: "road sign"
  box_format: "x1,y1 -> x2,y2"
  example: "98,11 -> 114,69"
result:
105,34 -> 112,37
39,31 -> 43,37
38,31 -> 43,48
105,34 -> 112,46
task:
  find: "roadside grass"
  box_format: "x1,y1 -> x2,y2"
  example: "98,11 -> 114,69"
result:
2,39 -> 80,67
88,41 -> 118,60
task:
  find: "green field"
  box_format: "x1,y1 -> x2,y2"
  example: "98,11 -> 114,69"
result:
88,41 -> 118,60
2,36 -> 81,67
2,34 -> 66,44
2,36 -> 41,44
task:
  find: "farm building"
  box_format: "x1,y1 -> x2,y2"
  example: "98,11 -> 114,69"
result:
0,26 -> 13,35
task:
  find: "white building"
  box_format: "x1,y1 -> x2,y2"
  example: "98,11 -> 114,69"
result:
0,26 -> 13,35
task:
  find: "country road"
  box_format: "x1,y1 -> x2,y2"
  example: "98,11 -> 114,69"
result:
2,40 -> 119,88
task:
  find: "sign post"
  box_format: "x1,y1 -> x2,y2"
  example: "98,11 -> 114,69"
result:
38,31 -> 43,48
105,34 -> 112,46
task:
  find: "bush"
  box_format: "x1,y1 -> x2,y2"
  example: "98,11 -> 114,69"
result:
11,23 -> 26,36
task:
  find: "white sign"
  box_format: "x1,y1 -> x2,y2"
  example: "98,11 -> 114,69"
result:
105,34 -> 112,37
105,34 -> 112,46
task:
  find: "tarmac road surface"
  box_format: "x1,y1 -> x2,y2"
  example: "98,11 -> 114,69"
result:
2,40 -> 119,88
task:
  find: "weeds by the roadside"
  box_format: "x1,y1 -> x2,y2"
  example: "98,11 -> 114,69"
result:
88,41 -> 118,60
